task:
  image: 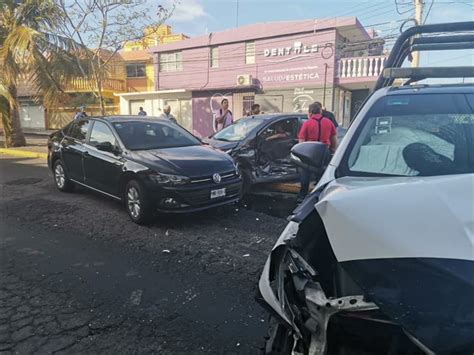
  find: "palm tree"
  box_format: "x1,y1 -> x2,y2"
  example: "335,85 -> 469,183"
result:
0,78 -> 14,144
0,0 -> 88,147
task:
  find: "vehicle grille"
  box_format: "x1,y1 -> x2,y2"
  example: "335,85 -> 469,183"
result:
181,182 -> 241,205
190,170 -> 238,184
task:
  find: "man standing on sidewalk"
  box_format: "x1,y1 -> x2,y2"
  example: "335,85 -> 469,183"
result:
215,99 -> 233,132
160,105 -> 177,123
138,107 -> 147,116
322,106 -> 338,128
297,102 -> 337,202
74,106 -> 87,120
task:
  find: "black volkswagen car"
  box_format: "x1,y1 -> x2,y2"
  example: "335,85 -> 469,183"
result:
48,116 -> 241,224
204,114 -> 308,193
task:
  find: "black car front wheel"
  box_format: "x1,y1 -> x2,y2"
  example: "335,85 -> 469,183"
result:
125,180 -> 152,224
53,160 -> 74,192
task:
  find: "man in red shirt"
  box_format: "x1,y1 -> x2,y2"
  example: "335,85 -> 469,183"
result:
297,102 -> 338,201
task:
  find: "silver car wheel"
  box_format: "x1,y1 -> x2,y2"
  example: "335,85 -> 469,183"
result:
127,187 -> 141,218
55,164 -> 65,188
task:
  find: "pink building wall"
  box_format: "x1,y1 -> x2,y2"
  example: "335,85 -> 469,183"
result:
150,18 -> 373,137
155,30 -> 338,91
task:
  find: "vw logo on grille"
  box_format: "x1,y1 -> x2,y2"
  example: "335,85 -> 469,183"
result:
212,173 -> 222,184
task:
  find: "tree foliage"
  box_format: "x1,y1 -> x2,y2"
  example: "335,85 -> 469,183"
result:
0,0 -> 90,147
57,0 -> 174,114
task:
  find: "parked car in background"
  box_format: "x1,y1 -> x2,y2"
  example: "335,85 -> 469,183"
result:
48,117 -> 241,224
205,113 -> 346,194
205,114 -> 307,193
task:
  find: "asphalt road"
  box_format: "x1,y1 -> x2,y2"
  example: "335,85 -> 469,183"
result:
0,156 -> 288,353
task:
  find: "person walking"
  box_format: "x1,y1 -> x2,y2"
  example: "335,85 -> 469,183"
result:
297,102 -> 337,202
138,107 -> 147,116
215,98 -> 233,131
160,105 -> 177,123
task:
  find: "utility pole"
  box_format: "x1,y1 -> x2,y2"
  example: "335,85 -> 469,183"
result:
236,0 -> 239,27
412,0 -> 424,67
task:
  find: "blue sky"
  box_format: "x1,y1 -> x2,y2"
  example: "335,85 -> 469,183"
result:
165,0 -> 473,36
161,0 -> 473,66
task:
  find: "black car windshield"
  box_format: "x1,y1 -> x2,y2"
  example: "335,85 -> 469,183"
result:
213,117 -> 265,142
113,121 -> 201,150
342,93 -> 474,177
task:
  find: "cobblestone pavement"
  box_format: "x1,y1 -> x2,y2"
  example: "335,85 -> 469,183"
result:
0,156 -> 288,353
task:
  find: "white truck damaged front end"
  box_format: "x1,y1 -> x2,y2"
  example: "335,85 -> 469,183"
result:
258,173 -> 474,354
258,214 -> 381,354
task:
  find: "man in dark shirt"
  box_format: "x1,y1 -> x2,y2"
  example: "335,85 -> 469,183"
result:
322,106 -> 338,128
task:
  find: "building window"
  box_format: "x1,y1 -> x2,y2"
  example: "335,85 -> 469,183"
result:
245,42 -> 256,64
210,46 -> 219,68
159,51 -> 183,72
126,64 -> 146,78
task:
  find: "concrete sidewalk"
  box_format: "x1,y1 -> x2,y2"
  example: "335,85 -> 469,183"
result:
0,134 -> 48,159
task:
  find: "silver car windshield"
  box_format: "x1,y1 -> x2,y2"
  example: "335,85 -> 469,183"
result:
213,117 -> 264,142
344,93 -> 474,177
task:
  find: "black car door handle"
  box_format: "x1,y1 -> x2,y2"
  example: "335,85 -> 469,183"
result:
83,151 -> 90,158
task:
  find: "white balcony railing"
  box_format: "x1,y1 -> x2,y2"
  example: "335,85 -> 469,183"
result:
337,55 -> 388,79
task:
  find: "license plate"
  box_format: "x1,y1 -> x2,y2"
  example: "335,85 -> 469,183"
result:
210,188 -> 226,199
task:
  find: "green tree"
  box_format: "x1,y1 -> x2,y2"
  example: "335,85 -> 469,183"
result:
0,0 -> 88,147
57,0 -> 173,115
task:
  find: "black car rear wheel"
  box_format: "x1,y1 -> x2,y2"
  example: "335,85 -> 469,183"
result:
53,160 -> 74,192
125,180 -> 152,224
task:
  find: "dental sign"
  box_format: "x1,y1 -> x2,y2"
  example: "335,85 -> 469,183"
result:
263,41 -> 330,58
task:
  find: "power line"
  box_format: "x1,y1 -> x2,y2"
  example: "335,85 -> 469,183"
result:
395,0 -> 415,14
424,0 -> 435,24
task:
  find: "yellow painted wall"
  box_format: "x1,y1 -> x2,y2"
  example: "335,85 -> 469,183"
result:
120,25 -> 187,92
161,34 -> 188,44
123,25 -> 188,51
146,63 -> 155,90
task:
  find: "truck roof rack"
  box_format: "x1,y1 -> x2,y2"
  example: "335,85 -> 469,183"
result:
383,66 -> 474,85
374,21 -> 474,90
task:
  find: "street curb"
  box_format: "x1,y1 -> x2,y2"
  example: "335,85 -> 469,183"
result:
0,148 -> 48,160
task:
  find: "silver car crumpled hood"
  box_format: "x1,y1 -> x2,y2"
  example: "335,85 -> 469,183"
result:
315,173 -> 474,353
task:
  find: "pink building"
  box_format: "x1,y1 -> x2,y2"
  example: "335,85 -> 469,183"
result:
118,17 -> 387,137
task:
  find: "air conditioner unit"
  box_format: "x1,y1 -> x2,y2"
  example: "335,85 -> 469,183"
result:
236,74 -> 252,86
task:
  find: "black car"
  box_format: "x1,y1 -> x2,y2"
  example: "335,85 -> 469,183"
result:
205,114 -> 307,193
48,116 -> 241,224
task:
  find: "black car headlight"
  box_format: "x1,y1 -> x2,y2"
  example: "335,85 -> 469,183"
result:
149,173 -> 190,186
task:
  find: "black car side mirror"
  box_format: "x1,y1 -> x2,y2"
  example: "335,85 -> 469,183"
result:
97,141 -> 120,155
290,142 -> 329,173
